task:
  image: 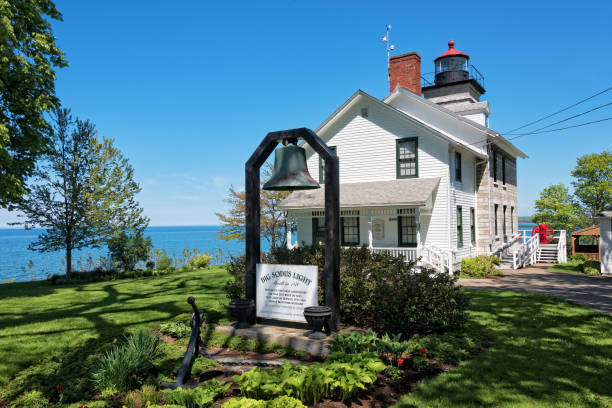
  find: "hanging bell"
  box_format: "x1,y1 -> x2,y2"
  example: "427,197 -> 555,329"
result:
263,144 -> 320,191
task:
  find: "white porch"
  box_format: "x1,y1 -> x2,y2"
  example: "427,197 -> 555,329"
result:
285,206 -> 456,274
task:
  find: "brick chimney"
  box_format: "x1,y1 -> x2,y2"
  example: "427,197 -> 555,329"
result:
389,52 -> 421,95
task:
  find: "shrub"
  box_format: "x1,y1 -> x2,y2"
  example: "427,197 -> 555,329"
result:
107,231 -> 153,271
190,253 -> 212,269
159,321 -> 192,338
13,390 -> 48,408
223,396 -> 306,408
92,330 -> 162,392
461,255 -> 500,277
145,260 -> 156,269
224,254 -> 246,299
571,253 -> 588,262
582,259 -> 601,275
261,245 -> 468,337
156,255 -> 173,271
166,379 -> 231,408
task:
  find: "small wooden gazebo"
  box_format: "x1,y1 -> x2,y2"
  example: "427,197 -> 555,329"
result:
571,225 -> 601,260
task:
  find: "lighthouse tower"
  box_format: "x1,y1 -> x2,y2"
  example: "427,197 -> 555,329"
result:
422,41 -> 490,127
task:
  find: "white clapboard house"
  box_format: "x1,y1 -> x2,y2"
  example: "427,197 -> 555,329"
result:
280,41 -> 527,273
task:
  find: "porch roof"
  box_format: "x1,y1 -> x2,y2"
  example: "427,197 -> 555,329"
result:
279,177 -> 440,209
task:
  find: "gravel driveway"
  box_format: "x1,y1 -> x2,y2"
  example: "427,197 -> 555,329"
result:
458,264 -> 612,314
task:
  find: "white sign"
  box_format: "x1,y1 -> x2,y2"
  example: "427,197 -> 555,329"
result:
256,264 -> 318,323
373,219 -> 385,240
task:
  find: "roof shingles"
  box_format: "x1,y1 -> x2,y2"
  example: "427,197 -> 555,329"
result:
279,177 -> 440,209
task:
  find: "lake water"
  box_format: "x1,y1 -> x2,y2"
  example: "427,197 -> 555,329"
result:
0,226 -> 266,282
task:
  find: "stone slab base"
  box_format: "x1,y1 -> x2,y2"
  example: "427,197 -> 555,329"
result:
215,322 -> 331,357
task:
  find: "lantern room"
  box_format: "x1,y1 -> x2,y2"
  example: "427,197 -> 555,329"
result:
434,41 -> 469,86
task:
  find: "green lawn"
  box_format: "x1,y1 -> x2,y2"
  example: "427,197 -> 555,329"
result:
1,269 -> 611,408
0,267 -> 232,402
396,290 -> 612,408
547,261 -> 585,274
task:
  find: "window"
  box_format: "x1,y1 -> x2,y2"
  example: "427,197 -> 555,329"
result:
396,138 -> 418,178
493,151 -> 498,183
457,206 -> 463,248
455,152 -> 462,182
361,107 -> 368,118
341,217 -> 360,246
318,146 -> 336,184
502,157 -> 506,185
470,207 -> 476,245
398,215 -> 417,247
510,207 -> 514,234
312,217 -> 326,245
503,205 -> 507,237
494,204 -> 499,236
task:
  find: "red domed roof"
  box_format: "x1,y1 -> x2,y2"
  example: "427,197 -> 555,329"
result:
434,40 -> 470,61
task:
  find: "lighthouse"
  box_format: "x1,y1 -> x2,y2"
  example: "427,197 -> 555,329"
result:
422,41 -> 489,127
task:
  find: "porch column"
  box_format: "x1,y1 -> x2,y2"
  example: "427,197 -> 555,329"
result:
368,216 -> 373,248
416,208 -> 421,258
286,228 -> 293,249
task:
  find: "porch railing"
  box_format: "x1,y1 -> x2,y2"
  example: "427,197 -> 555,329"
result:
511,232 -> 539,269
342,245 -> 454,274
359,247 -> 418,263
420,245 -> 454,275
556,230 -> 567,263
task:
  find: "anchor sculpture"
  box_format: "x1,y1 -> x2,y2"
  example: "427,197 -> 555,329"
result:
175,296 -> 205,387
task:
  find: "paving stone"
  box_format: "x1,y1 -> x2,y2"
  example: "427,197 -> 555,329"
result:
215,323 -> 332,357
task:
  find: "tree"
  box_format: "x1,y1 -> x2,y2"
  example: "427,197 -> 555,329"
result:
533,184 -> 583,232
571,150 -> 612,221
86,135 -> 149,240
10,108 -> 149,278
0,0 -> 67,206
216,164 -> 292,249
107,231 -> 153,271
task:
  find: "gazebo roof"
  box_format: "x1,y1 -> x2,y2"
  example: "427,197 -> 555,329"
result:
571,225 -> 600,236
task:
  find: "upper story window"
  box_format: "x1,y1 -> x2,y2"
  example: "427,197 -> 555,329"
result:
455,152 -> 462,182
493,151 -> 498,183
502,157 -> 507,185
319,146 -> 336,184
396,138 -> 418,179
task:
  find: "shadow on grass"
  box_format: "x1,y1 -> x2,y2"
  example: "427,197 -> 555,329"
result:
0,269 -> 232,404
396,290 -> 612,407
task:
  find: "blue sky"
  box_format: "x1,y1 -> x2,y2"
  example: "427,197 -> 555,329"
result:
2,0 -> 611,226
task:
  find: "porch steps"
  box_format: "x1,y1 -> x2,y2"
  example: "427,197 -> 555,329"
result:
537,244 -> 558,263
500,253 -> 514,269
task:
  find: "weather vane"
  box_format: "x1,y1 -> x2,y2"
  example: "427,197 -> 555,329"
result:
382,24 -> 394,82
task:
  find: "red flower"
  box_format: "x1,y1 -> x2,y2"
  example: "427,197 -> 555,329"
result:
56,384 -> 65,392
397,358 -> 404,366
420,348 -> 428,355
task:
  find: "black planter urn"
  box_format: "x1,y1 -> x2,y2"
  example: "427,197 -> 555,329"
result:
228,298 -> 255,329
303,306 -> 332,340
